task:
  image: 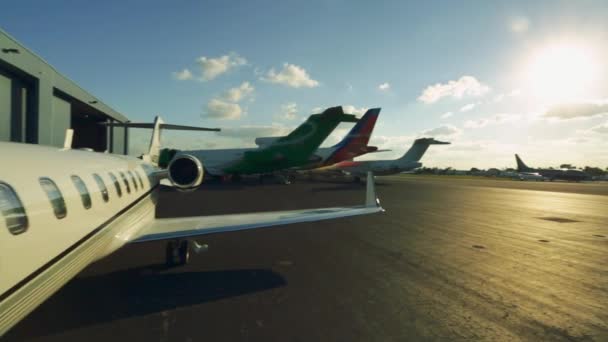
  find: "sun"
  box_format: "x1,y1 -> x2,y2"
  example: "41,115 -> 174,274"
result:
525,43 -> 599,104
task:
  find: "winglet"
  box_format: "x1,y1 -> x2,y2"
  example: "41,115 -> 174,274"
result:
365,171 -> 381,208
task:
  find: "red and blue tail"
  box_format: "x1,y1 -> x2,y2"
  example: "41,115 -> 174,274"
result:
324,108 -> 381,165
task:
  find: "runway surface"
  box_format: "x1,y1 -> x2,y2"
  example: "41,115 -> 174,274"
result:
5,176 -> 608,341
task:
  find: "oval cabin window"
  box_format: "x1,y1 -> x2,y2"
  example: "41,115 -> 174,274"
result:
108,172 -> 122,197
0,182 -> 29,235
71,175 -> 92,209
92,174 -> 109,203
39,178 -> 67,219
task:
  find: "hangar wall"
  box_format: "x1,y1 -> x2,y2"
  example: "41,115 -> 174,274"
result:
0,28 -> 129,153
0,73 -> 9,140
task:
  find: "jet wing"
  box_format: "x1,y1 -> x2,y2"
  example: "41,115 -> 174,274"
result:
132,172 -> 383,243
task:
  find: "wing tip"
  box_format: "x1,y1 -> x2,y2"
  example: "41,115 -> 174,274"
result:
365,171 -> 383,210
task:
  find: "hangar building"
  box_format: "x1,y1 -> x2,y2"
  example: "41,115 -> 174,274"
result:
0,28 -> 129,154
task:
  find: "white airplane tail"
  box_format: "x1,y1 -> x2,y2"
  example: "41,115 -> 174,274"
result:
102,116 -> 220,165
147,116 -> 164,164
398,138 -> 450,162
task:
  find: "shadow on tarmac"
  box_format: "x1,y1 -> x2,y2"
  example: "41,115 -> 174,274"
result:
6,266 -> 286,340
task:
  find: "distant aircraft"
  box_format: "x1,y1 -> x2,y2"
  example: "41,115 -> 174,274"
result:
0,118 -> 383,335
169,106 -> 359,183
515,154 -> 588,182
325,138 -> 450,181
255,108 -> 385,171
517,172 -> 546,181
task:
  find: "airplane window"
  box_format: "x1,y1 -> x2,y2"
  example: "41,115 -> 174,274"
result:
39,178 -> 67,219
0,182 -> 29,235
70,175 -> 92,209
92,173 -> 109,202
108,172 -> 122,197
134,169 -> 145,189
119,171 -> 131,194
127,171 -> 138,191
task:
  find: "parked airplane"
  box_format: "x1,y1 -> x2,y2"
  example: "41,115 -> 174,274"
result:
164,106 -> 359,183
515,154 -> 588,182
517,172 -> 546,181
324,138 -> 450,181
255,108 -> 385,171
0,118 -> 383,336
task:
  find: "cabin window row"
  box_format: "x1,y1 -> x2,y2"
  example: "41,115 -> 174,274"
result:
0,169 -> 148,235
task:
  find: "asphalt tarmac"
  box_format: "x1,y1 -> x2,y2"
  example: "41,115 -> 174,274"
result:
5,176 -> 608,341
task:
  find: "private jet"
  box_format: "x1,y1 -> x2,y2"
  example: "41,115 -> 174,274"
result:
324,137 -> 449,181
0,117 -> 383,335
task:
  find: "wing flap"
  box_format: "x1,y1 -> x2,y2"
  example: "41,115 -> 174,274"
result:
132,172 -> 383,243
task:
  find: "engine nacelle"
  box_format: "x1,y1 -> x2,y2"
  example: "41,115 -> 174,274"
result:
168,154 -> 204,189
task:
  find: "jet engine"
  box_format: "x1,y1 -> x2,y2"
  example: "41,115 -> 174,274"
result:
167,154 -> 204,189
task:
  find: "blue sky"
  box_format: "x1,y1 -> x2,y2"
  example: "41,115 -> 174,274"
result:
3,0 -> 608,168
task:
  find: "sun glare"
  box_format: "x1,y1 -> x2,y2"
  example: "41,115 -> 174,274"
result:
525,43 -> 599,104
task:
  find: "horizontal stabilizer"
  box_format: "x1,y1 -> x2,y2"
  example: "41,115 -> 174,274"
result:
132,172 -> 383,243
101,122 -> 220,132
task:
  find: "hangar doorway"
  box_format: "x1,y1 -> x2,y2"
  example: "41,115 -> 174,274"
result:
71,108 -> 107,151
54,89 -> 109,152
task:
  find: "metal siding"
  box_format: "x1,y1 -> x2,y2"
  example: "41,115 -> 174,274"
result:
0,73 -> 10,140
50,96 -> 71,147
113,126 -> 125,155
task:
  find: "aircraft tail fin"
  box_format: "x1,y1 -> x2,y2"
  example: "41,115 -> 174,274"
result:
274,106 -> 358,147
323,108 -> 381,165
102,116 -> 220,165
515,154 -> 533,172
398,138 -> 450,162
331,108 -> 380,149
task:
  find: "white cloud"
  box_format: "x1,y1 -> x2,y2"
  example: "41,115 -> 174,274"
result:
544,101 -> 608,120
421,124 -> 462,138
204,99 -> 243,120
510,16 -> 530,33
310,106 -> 324,114
261,63 -> 319,88
378,82 -> 391,91
172,68 -> 194,81
463,119 -> 489,128
447,141 -> 487,152
493,89 -> 521,103
418,76 -> 490,104
196,53 -> 247,81
276,102 -> 298,121
342,105 -> 368,116
323,127 -> 351,147
460,103 -> 477,112
441,112 -> 454,119
309,105 -> 367,116
590,121 -> 608,134
464,113 -> 522,129
222,81 -> 255,102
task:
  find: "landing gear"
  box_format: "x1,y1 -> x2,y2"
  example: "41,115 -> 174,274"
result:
165,240 -> 190,266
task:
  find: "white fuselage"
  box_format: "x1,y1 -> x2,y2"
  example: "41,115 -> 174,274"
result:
0,141 -> 383,336
0,142 -> 160,335
340,159 -> 422,176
